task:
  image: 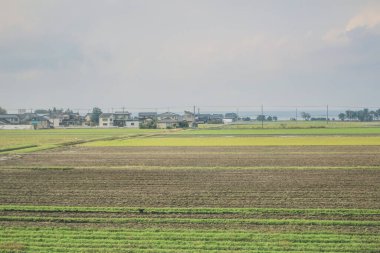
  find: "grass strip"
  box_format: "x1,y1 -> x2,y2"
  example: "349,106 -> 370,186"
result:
1,216 -> 379,226
0,145 -> 38,153
1,205 -> 380,216
2,227 -> 379,244
1,226 -> 379,253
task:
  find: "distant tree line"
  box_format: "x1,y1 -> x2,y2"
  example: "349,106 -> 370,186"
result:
256,115 -> 278,121
338,109 -> 380,122
300,108 -> 380,122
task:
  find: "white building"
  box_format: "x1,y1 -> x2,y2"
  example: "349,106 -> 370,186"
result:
223,118 -> 233,124
99,113 -> 114,127
125,120 -> 139,128
99,113 -> 139,128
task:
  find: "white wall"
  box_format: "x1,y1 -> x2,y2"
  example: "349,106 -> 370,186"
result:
223,119 -> 233,124
125,121 -> 139,128
99,118 -> 113,127
0,125 -> 33,130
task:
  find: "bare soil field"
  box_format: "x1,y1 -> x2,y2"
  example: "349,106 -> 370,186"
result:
2,145 -> 380,167
0,168 -> 379,209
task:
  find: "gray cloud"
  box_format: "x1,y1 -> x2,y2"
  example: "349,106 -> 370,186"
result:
1,0 -> 380,111
0,37 -> 83,73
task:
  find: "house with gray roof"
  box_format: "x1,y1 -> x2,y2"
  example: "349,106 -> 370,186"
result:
0,114 -> 20,125
157,112 -> 182,129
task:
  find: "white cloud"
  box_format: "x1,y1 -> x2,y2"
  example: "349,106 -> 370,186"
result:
324,3 -> 380,45
346,5 -> 380,32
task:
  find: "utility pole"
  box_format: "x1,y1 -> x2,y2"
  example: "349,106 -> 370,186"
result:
326,105 -> 329,125
261,104 -> 264,129
296,108 -> 298,121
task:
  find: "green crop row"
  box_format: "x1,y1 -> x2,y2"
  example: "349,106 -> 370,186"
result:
1,205 -> 379,216
1,241 -> 378,252
1,215 -> 379,226
1,226 -> 379,253
3,231 -> 379,243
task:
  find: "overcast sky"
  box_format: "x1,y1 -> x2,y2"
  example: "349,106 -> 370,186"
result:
1,0 -> 380,111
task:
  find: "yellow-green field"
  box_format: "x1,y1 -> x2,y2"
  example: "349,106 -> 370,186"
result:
0,128 -> 164,153
1,126 -> 380,252
198,120 -> 380,129
180,127 -> 380,135
83,136 -> 380,146
2,127 -> 380,153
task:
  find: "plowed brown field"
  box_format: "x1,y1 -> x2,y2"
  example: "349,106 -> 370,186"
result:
1,167 -> 379,209
2,145 -> 380,167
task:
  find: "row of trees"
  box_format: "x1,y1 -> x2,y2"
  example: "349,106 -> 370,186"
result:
338,109 -> 380,122
300,109 -> 380,122
256,115 -> 278,121
299,112 -> 328,121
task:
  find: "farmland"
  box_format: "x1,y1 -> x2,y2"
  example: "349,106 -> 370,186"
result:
82,135 -> 380,146
0,129 -> 163,153
197,120 -> 380,129
1,125 -> 380,252
180,126 -> 380,135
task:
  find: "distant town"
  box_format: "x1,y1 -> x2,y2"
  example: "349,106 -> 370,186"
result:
0,106 -> 379,130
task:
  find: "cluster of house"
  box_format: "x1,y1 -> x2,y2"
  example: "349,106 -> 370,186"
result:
96,111 -> 239,129
0,110 -> 240,129
0,110 -> 82,129
0,113 -> 51,129
95,111 -> 194,129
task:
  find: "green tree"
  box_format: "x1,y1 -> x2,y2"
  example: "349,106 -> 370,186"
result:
256,115 -> 266,121
301,112 -> 311,121
0,106 -> 6,114
139,120 -> 157,129
376,109 -> 380,120
357,108 -> 372,122
178,121 -> 189,128
345,110 -> 354,121
91,107 -> 103,124
338,113 -> 346,121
